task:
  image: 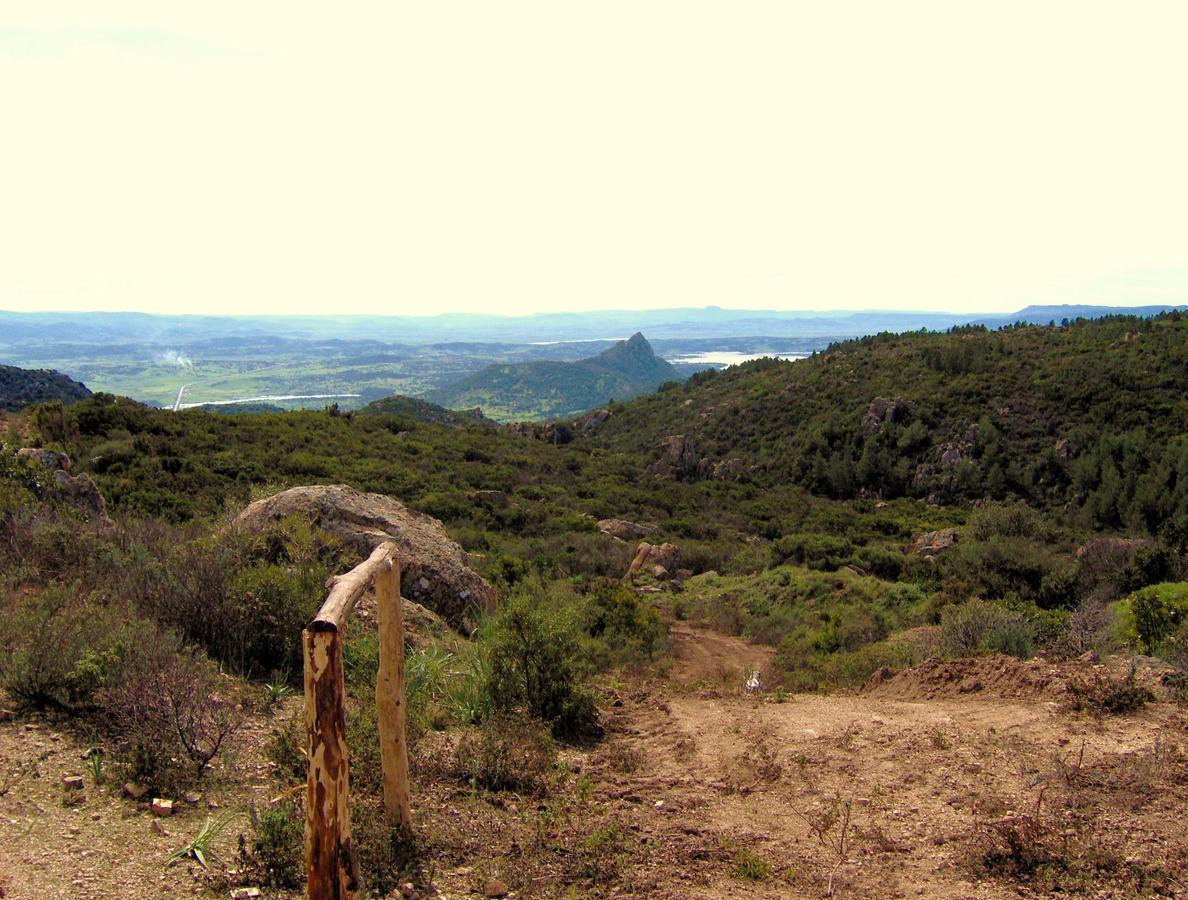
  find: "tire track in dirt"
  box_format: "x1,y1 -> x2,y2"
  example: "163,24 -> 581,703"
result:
586,623 -> 1187,897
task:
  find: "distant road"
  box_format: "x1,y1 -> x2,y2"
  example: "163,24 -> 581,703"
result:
171,362 -> 291,410
177,393 -> 361,410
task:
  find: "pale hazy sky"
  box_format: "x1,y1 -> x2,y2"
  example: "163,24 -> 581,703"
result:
2,2 -> 1186,317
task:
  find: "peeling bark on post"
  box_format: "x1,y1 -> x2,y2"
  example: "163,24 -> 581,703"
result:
304,625 -> 359,899
375,558 -> 412,829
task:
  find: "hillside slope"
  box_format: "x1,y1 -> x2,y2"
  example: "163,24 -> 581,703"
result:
425,332 -> 679,421
0,364 -> 91,412
587,314 -> 1188,533
359,394 -> 498,428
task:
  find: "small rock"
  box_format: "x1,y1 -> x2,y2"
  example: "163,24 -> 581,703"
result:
62,775 -> 85,791
68,825 -> 81,835
400,883 -> 418,898
123,782 -> 148,800
183,792 -> 201,805
120,808 -> 137,819
230,890 -> 261,900
856,798 -> 871,807
151,819 -> 168,836
483,878 -> 510,898
151,798 -> 174,817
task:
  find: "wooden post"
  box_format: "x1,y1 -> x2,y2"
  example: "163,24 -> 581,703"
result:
304,624 -> 359,899
303,542 -> 405,899
375,557 -> 412,830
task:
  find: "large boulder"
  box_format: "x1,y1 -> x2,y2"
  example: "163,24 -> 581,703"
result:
233,485 -> 497,628
645,435 -> 701,481
17,447 -> 72,472
50,470 -> 108,519
17,446 -> 108,520
863,397 -> 910,434
910,528 -> 958,558
625,542 -> 680,581
644,435 -> 746,483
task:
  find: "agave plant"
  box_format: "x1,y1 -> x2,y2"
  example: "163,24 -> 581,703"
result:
263,677 -> 297,709
166,812 -> 235,870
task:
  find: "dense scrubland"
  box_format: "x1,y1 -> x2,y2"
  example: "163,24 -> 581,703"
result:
1,313 -> 1186,896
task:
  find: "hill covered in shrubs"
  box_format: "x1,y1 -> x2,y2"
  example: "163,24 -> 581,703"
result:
0,364 -> 91,411
585,313 -> 1188,536
425,332 -> 680,421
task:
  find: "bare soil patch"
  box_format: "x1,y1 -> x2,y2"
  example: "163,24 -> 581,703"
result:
3,628 -> 1185,898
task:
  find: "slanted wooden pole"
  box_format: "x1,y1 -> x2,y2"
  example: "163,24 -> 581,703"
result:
304,624 -> 359,899
375,556 -> 412,830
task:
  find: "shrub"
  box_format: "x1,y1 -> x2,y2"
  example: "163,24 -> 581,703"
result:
733,848 -> 773,881
852,546 -> 906,580
453,713 -> 555,794
967,502 -> 1047,542
982,617 -> 1036,659
264,712 -> 307,784
1118,583 -> 1188,655
1060,598 -> 1115,657
581,580 -> 667,667
940,599 -> 1036,659
940,537 -> 1063,607
100,645 -> 244,794
136,517 -> 354,678
352,809 -> 419,897
1118,545 -> 1178,594
0,584 -> 147,708
345,698 -> 385,797
239,803 -> 303,889
774,533 -> 853,570
0,445 -> 38,517
1066,665 -> 1153,715
483,586 -> 599,739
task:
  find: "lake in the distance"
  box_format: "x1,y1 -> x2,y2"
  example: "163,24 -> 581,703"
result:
667,351 -> 810,366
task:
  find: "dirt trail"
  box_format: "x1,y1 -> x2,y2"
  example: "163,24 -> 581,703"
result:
585,623 -> 1188,897
667,620 -> 774,686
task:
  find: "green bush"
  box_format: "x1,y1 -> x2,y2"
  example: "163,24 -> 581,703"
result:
967,502 -> 1048,542
483,585 -> 599,739
940,537 -> 1065,607
1118,582 -> 1188,655
264,712 -> 307,785
772,633 -> 915,692
581,580 -> 667,667
0,444 -> 38,517
853,545 -> 906,580
982,617 -> 1036,659
226,562 -> 325,676
940,599 -> 1036,659
240,803 -> 303,889
773,533 -> 854,570
0,584 -> 149,708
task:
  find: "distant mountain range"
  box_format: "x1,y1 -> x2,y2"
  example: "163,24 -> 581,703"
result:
424,333 -> 679,421
2,304 -> 1183,347
0,365 -> 91,412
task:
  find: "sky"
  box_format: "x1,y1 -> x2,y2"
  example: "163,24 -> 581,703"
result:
2,2 -> 1186,318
